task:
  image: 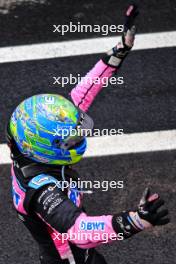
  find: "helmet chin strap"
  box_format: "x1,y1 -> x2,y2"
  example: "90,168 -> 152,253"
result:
61,165 -> 92,194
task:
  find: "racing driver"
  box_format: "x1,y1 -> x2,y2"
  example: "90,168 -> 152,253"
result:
7,4 -> 169,264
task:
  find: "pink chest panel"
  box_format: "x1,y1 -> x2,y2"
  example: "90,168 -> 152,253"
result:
11,167 -> 27,215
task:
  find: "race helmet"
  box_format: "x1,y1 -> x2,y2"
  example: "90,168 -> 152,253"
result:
8,94 -> 94,165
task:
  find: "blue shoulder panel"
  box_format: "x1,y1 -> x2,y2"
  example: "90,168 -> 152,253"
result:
28,174 -> 61,190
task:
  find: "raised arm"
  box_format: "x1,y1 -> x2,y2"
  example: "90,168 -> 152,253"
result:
71,4 -> 139,112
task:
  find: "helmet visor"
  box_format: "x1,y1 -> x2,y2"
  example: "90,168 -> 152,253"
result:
56,109 -> 94,150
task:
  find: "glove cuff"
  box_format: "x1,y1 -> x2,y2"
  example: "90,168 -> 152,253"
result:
112,211 -> 143,239
102,44 -> 131,68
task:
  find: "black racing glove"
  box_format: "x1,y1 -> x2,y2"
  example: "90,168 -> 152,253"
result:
137,187 -> 170,227
112,188 -> 170,239
103,3 -> 139,68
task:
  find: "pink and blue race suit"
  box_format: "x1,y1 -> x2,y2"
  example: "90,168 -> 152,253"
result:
10,58 -> 140,264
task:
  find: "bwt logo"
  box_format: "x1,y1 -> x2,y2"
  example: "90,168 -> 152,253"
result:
80,221 -> 105,231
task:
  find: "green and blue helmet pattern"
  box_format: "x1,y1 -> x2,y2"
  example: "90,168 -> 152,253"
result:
9,94 -> 87,165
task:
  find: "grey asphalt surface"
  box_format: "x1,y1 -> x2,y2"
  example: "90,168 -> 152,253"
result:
0,0 -> 176,264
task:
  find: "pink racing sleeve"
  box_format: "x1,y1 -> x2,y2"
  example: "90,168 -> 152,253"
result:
70,59 -> 116,112
67,212 -> 120,248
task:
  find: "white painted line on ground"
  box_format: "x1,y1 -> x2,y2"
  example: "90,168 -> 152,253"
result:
0,130 -> 176,164
0,31 -> 175,63
86,130 -> 176,158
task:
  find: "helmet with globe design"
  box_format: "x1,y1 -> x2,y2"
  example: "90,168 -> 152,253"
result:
8,94 -> 93,165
